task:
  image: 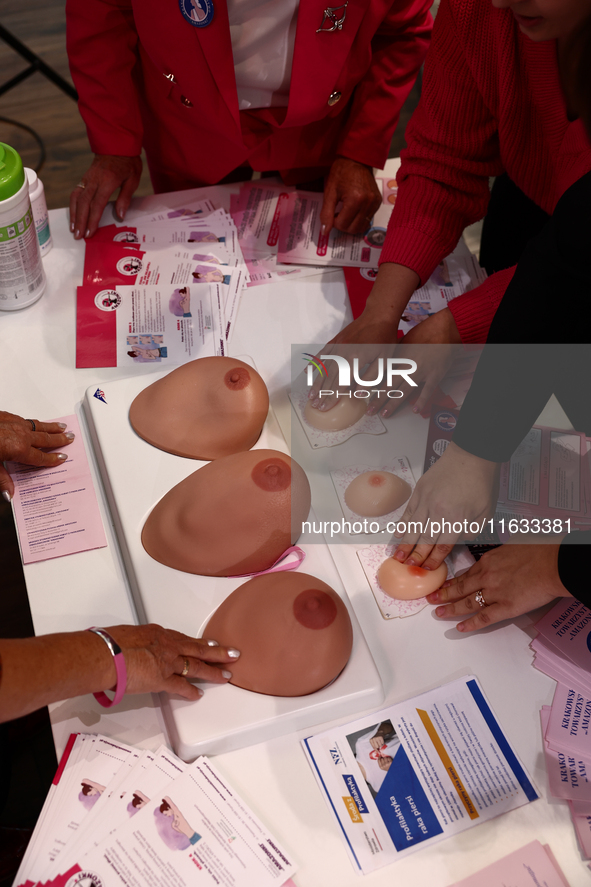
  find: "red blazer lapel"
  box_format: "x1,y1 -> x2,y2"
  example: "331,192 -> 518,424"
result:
285,0 -> 368,127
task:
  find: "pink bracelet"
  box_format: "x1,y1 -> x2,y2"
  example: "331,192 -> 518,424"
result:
87,627 -> 127,707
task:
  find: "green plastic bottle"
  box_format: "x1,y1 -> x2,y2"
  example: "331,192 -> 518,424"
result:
0,142 -> 46,310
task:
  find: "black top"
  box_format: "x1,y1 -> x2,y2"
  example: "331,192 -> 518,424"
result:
451,172 -> 591,602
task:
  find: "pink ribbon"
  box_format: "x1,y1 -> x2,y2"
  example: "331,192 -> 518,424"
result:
231,545 -> 305,578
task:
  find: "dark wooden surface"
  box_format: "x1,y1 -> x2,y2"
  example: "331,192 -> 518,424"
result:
0,0 -> 153,209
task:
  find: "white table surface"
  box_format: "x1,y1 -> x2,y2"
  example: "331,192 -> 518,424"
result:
0,198 -> 586,887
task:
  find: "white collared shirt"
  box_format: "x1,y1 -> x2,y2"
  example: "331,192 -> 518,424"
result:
227,0 -> 299,110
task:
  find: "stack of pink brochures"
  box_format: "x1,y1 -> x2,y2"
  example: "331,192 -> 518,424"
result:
532,598 -> 591,860
446,840 -> 568,886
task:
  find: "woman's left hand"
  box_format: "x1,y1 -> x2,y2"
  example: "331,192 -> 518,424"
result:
320,157 -> 382,235
0,412 -> 75,501
427,543 -> 572,632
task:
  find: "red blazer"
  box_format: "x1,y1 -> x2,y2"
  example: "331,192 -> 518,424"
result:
66,0 -> 432,190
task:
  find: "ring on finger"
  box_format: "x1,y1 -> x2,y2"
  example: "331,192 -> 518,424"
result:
76,181 -> 86,189
180,657 -> 190,677
474,590 -> 488,608
26,419 -> 36,432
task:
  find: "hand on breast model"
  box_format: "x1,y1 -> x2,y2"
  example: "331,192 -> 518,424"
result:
204,572 -> 353,696
377,557 -> 448,600
303,397 -> 367,432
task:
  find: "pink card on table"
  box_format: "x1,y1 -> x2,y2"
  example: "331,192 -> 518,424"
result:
446,839 -> 569,887
535,598 -> 591,673
541,707 -> 591,801
7,414 -> 107,564
546,683 -> 591,759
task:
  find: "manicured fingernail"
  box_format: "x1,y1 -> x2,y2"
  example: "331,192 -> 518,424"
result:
422,565 -> 431,571
457,623 -> 466,632
205,639 -> 219,646
442,580 -> 451,587
195,687 -> 204,697
395,550 -> 406,562
311,399 -> 319,408
227,648 -> 240,658
380,408 -> 389,417
321,224 -> 327,235
2,490 -> 12,502
428,591 -> 440,602
412,405 -> 420,413
222,670 -> 232,679
406,558 -> 417,566
65,432 -> 75,440
436,606 -> 446,617
57,422 -> 67,429
56,454 -> 68,461
85,229 -> 90,238
75,229 -> 80,239
70,222 -> 75,232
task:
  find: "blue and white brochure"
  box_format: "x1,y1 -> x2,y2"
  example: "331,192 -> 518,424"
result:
302,676 -> 538,874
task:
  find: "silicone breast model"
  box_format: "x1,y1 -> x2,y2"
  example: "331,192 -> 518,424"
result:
303,397 -> 367,432
142,450 -> 311,576
204,572 -> 353,696
377,558 -> 448,600
129,357 -> 269,460
344,471 -> 411,517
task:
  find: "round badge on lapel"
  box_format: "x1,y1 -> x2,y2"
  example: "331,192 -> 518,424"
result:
179,0 -> 214,28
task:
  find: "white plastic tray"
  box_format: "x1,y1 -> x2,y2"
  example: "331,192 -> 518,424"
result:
83,364 -> 383,760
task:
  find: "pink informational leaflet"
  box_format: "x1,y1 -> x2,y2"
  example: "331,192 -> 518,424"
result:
546,683 -> 591,758
540,706 -> 591,801
535,599 -> 591,673
569,801 -> 591,858
446,840 -> 569,887
7,414 -> 107,564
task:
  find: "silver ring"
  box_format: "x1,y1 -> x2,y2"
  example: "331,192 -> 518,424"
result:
76,181 -> 86,189
26,419 -> 36,432
474,590 -> 488,608
181,657 -> 190,677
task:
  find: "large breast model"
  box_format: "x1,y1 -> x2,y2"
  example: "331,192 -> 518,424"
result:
142,450 -> 311,576
129,357 -> 269,460
204,572 -> 353,696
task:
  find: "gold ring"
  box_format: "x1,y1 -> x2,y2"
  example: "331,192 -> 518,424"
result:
181,657 -> 190,677
474,590 -> 487,608
76,182 -> 86,189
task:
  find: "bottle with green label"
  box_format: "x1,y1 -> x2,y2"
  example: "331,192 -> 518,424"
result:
0,142 -> 46,310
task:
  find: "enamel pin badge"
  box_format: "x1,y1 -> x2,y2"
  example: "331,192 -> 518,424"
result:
317,2 -> 348,32
179,0 -> 214,28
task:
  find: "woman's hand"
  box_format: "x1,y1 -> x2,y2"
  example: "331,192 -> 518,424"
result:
70,154 -> 142,240
108,623 -> 239,701
0,624 -> 240,722
320,157 -> 382,235
394,442 -> 500,569
0,412 -> 75,502
327,262 -> 421,350
426,543 -> 572,632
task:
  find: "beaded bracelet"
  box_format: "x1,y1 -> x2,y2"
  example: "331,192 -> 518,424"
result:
87,627 -> 127,707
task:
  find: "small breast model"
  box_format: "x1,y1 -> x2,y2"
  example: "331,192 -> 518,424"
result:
344,471 -> 411,517
142,450 -> 311,576
303,397 -> 367,432
377,557 -> 448,600
129,356 -> 269,460
204,572 -> 353,696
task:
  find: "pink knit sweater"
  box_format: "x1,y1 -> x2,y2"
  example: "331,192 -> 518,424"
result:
380,0 -> 591,342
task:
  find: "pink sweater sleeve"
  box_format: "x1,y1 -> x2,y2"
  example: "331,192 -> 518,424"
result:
379,0 -> 505,284
448,266 -> 516,343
